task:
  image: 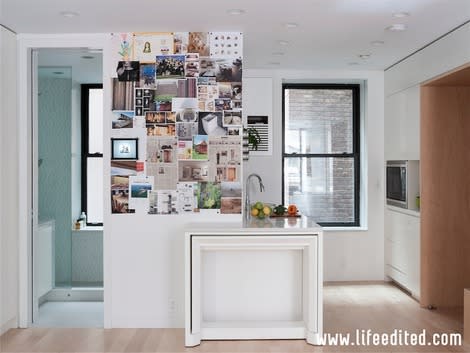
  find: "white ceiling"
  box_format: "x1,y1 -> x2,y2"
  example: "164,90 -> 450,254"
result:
1,0 -> 469,70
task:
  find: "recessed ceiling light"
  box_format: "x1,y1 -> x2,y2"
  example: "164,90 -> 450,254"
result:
371,40 -> 385,46
386,24 -> 407,31
272,52 -> 285,56
59,11 -> 79,18
393,12 -> 410,18
284,23 -> 299,29
358,54 -> 371,60
278,40 -> 289,46
227,9 -> 245,15
81,55 -> 94,59
53,71 -> 64,75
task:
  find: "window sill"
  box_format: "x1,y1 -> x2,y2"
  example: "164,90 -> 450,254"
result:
72,226 -> 103,232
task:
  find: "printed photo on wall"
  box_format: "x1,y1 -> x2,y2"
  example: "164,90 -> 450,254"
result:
116,61 -> 140,82
112,111 -> 135,129
148,190 -> 178,215
146,123 -> 176,137
221,181 -> 242,198
188,32 -> 209,56
214,98 -> 232,111
139,63 -> 156,88
177,182 -> 198,213
176,122 -> 198,140
209,32 -> 243,58
112,33 -> 133,62
198,112 -> 225,135
155,79 -> 178,101
156,55 -> 185,80
209,136 -> 241,182
215,58 -> 242,82
146,136 -> 177,163
111,176 -> 135,214
111,138 -> 139,160
146,162 -> 178,190
223,110 -> 242,126
112,79 -> 134,111
111,160 -> 144,176
185,53 -> 200,77
218,82 -> 232,99
173,98 -> 198,122
220,197 -> 242,214
192,135 -> 209,160
178,161 -> 209,182
176,78 -> 197,98
231,82 -> 242,100
173,32 -> 189,54
146,111 -> 166,124
197,182 -> 221,209
129,175 -> 154,211
199,58 -> 217,77
133,32 -> 174,62
177,140 -> 193,160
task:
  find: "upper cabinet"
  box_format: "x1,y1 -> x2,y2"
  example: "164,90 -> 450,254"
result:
384,85 -> 420,161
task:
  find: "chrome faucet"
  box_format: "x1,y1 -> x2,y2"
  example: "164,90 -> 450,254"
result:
245,173 -> 265,219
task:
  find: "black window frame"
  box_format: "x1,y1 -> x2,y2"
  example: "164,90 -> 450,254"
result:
81,83 -> 104,226
281,83 -> 361,227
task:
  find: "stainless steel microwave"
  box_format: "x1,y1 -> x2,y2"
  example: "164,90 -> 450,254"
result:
386,160 -> 420,210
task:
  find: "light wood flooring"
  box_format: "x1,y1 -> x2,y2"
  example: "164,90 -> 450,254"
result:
2,282 -> 469,352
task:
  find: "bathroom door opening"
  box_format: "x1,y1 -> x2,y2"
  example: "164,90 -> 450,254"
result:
32,48 -> 104,328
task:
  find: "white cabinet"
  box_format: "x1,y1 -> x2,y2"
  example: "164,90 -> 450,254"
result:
385,208 -> 420,298
385,85 -> 420,161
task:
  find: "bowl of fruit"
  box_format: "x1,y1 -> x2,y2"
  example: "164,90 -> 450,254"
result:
250,201 -> 274,219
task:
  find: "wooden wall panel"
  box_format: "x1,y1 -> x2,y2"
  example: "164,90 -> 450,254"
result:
421,85 -> 470,308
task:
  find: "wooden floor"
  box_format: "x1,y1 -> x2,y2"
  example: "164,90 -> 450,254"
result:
2,282 -> 469,352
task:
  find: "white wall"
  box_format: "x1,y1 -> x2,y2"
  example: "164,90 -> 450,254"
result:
244,69 -> 385,282
0,25 -> 18,334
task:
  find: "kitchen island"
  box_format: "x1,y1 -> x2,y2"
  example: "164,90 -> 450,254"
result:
185,216 -> 323,346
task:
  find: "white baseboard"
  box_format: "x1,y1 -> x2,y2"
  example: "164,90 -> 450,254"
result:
44,287 -> 103,302
1,317 -> 18,336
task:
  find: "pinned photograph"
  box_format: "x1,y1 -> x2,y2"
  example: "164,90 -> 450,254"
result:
197,182 -> 222,209
133,32 -> 174,62
112,111 -> 134,129
156,55 -> 185,79
215,58 -> 242,82
198,112 -> 225,135
215,98 -> 232,111
231,82 -> 242,100
223,110 -> 242,126
192,135 -> 209,160
218,82 -> 232,99
221,181 -> 242,198
185,53 -> 200,77
146,136 -> 177,163
176,122 -> 198,140
178,161 -> 209,182
116,61 -> 140,82
198,99 -> 215,112
155,80 -> 178,101
177,182 -> 198,213
209,32 -> 243,58
111,160 -> 140,176
129,175 -> 154,211
111,176 -> 134,214
148,190 -> 178,215
176,78 -> 197,98
139,63 -> 156,88
146,123 -> 176,137
209,136 -> 241,182
146,163 -> 178,190
174,32 -> 189,54
112,79 -> 134,111
199,57 -> 217,77
173,98 -> 198,122
220,197 -> 242,214
146,111 -> 166,124
177,140 -> 193,160
188,32 -> 209,56
227,127 -> 241,136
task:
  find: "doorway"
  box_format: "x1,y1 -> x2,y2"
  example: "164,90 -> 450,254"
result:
32,48 -> 104,328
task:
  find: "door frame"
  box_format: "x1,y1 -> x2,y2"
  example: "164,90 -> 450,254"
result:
17,33 -> 110,328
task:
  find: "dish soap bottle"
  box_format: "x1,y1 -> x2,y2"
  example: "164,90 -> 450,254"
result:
80,211 -> 87,227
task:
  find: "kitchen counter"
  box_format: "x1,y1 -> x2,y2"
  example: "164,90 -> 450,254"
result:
184,216 -> 323,346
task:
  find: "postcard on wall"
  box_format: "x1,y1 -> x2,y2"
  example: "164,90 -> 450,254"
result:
173,32 -> 189,54
133,32 -> 174,62
156,55 -> 185,80
128,175 -> 154,211
111,160 -> 143,176
111,33 -> 133,64
188,32 -> 210,56
215,58 -> 242,82
112,79 -> 134,111
146,136 -> 177,164
176,122 -> 198,140
111,176 -> 135,214
198,112 -> 225,135
223,110 -> 242,126
192,135 -> 209,160
185,53 -> 199,78
155,80 -> 178,100
209,32 -> 243,58
197,182 -> 221,209
148,190 -> 178,215
199,58 -> 217,77
220,197 -> 242,214
146,162 -> 178,190
172,98 -> 198,122
116,61 -> 140,82
138,63 -> 156,88
176,78 -> 197,98
112,111 -> 135,129
177,140 -> 193,160
177,182 -> 198,213
178,161 -> 209,182
146,123 -> 176,137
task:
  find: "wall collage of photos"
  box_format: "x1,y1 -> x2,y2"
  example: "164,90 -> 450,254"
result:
110,32 -> 243,215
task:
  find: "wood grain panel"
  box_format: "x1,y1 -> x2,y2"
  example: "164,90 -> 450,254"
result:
421,84 -> 470,308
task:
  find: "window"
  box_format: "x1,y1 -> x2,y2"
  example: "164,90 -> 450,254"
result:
81,84 -> 103,225
282,84 -> 360,226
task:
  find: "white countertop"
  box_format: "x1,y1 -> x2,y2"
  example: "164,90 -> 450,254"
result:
185,215 -> 322,235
